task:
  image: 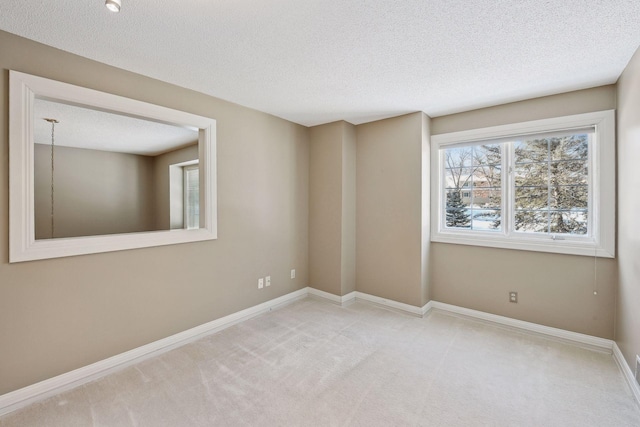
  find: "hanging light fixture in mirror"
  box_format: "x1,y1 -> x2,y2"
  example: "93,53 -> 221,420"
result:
43,118 -> 58,239
105,0 -> 121,13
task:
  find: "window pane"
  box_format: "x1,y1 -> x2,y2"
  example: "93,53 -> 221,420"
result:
473,163 -> 501,189
472,189 -> 501,208
445,190 -> 471,229
551,160 -> 588,185
515,162 -> 548,187
444,167 -> 474,189
445,147 -> 473,168
443,144 -> 504,232
472,209 -> 501,231
470,189 -> 489,207
550,211 -> 588,235
550,185 -> 588,210
473,144 -> 501,166
515,186 -> 548,210
515,211 -> 549,233
515,139 -> 548,163
550,134 -> 588,161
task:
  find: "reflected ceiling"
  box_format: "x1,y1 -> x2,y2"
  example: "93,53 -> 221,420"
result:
34,99 -> 198,156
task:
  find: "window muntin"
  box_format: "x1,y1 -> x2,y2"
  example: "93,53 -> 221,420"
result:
431,110 -> 615,258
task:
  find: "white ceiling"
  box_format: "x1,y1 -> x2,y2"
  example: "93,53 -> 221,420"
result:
2,1 -> 640,127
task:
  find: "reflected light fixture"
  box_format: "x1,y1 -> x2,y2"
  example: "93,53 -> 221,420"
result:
43,118 -> 59,239
105,0 -> 121,13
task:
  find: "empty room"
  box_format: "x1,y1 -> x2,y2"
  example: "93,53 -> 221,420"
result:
0,1 -> 639,426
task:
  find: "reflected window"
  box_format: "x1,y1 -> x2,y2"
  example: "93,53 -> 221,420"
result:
183,165 -> 199,229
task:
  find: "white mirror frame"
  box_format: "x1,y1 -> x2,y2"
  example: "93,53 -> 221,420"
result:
9,71 -> 217,263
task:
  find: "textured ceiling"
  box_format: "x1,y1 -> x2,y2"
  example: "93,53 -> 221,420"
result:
1,1 -> 640,126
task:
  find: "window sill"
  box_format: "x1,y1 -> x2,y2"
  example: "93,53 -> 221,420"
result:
431,232 -> 614,258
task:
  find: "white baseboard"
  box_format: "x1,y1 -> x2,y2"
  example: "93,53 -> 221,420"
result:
307,288 -> 431,317
307,288 -> 356,305
0,287 -> 308,417
353,292 -> 430,316
308,291 -> 612,353
613,342 -> 640,407
428,301 -> 613,353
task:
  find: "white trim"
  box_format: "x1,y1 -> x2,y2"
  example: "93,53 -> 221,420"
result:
353,291 -> 429,317
429,301 -> 613,353
613,343 -> 640,408
307,288 -> 356,305
9,71 -> 218,262
422,300 -> 434,316
430,110 -> 616,258
308,288 -> 431,316
0,287 -> 308,417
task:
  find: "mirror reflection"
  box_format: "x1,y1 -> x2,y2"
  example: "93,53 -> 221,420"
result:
33,98 -> 200,240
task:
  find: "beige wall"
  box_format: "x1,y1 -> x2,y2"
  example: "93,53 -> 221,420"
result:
308,121 -> 356,296
153,144 -> 199,230
0,31 -> 309,395
34,144 -> 156,239
616,46 -> 640,371
356,112 -> 429,307
431,85 -> 616,134
430,86 -> 617,339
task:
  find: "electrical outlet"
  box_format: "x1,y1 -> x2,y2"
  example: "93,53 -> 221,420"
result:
509,292 -> 518,303
266,276 -> 271,287
258,278 -> 264,289
291,269 -> 296,279
636,355 -> 640,386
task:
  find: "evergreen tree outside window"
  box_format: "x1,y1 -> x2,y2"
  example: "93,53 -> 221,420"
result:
446,190 -> 471,228
514,134 -> 589,235
431,111 -> 615,258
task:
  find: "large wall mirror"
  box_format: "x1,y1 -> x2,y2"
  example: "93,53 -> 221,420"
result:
9,71 -> 217,262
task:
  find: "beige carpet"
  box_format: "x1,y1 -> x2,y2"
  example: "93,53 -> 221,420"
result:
1,297 -> 639,426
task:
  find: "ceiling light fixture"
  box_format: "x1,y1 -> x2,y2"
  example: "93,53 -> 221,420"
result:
105,0 -> 121,13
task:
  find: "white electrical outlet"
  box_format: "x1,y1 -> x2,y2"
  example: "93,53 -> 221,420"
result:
291,269 -> 296,279
266,276 -> 271,287
509,292 -> 518,303
258,278 -> 264,289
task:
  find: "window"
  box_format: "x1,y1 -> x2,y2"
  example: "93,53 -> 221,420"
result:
183,165 -> 200,229
169,160 -> 200,230
431,110 -> 615,257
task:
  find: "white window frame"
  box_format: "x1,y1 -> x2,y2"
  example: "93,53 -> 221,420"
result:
430,110 -> 615,258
